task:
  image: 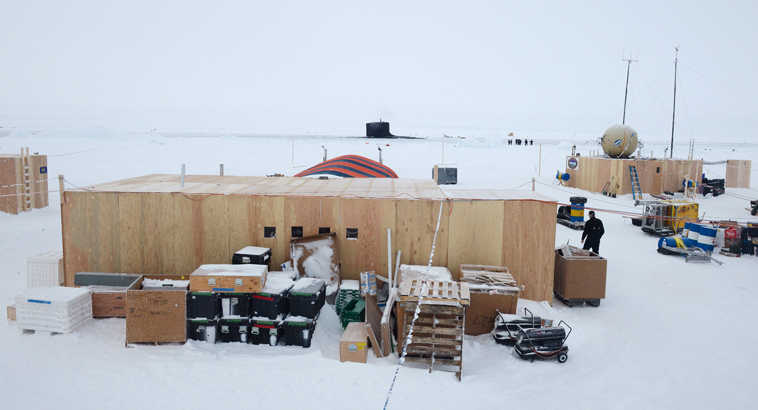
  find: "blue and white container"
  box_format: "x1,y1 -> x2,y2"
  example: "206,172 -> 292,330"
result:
686,223 -> 701,241
697,225 -> 717,252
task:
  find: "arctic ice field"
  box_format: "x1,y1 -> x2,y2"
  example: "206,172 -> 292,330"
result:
1,130 -> 756,410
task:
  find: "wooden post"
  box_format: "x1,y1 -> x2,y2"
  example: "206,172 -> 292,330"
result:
532,177 -> 535,192
58,175 -> 65,204
538,144 -> 542,176
219,163 -> 224,176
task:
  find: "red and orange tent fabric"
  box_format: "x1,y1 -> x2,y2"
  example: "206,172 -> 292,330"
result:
294,155 -> 398,178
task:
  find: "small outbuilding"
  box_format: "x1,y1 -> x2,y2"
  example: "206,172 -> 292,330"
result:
61,174 -> 558,301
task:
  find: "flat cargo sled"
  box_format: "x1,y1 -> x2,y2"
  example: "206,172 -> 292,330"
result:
553,291 -> 600,307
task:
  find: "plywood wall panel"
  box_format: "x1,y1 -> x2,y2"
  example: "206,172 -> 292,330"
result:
118,193 -> 144,274
395,199 -> 449,270
255,196 -> 287,268
447,200 -> 503,280
227,195 -> 256,258
0,157 -> 18,214
339,198 -> 395,280
62,191 -> 90,285
726,160 -> 751,188
502,201 -> 556,302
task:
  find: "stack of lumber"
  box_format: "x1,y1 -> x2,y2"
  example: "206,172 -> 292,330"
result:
460,264 -> 519,294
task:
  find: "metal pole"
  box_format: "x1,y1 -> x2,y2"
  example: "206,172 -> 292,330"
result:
181,164 -> 185,187
219,163 -> 224,176
670,46 -> 679,159
532,177 -> 535,192
387,228 -> 392,290
622,57 -> 637,124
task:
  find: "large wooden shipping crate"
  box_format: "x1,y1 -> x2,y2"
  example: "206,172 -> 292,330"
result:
125,289 -> 187,344
0,149 -> 48,215
565,156 -> 702,195
726,160 -> 751,188
61,175 -> 558,302
553,248 -> 607,300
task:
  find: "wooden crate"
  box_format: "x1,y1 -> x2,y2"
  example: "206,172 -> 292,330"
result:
125,289 -> 187,345
0,149 -> 48,215
397,280 -> 469,381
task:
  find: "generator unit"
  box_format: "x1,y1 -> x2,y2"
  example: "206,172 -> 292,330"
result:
640,200 -> 698,237
433,165 -> 457,185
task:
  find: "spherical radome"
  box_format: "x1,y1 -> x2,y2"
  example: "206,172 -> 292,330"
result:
601,125 -> 638,158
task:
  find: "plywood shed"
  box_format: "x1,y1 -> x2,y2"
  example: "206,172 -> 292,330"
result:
61,174 -> 558,302
564,156 -> 702,195
0,148 -> 48,214
725,160 -> 751,188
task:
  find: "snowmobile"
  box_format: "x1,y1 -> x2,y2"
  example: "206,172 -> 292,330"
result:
492,308 -> 551,346
513,320 -> 572,364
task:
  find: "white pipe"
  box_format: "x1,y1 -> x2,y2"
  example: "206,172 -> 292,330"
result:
387,228 -> 392,290
180,163 -> 186,187
394,250 -> 402,290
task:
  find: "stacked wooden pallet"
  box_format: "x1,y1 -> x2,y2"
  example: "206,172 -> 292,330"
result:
397,279 -> 470,381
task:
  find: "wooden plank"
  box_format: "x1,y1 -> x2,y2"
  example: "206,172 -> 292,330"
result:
255,196 -> 287,269
0,157 -> 19,214
227,195 -> 256,259
409,326 -> 463,336
366,323 -> 383,357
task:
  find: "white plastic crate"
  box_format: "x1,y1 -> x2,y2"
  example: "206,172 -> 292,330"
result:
15,287 -> 92,333
26,251 -> 64,288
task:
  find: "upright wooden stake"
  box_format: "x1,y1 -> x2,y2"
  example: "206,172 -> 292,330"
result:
532,177 -> 535,192
58,175 -> 65,204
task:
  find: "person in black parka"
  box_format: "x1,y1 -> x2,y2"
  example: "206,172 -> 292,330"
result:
582,210 -> 604,254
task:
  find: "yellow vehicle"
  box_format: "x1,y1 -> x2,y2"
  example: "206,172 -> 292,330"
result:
640,199 -> 699,236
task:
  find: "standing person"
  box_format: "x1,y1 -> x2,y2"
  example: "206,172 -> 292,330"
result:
582,211 -> 604,254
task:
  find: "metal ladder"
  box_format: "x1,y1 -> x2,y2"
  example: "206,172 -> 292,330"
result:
629,165 -> 643,202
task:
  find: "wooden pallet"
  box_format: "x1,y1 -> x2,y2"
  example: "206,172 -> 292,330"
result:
398,279 -> 470,306
397,281 -> 468,381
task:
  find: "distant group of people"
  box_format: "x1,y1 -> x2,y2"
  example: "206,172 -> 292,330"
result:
507,139 -> 534,146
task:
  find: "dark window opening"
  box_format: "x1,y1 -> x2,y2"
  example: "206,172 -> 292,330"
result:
291,226 -> 303,238
318,227 -> 331,234
264,226 -> 276,238
346,227 -> 359,240
656,167 -> 661,173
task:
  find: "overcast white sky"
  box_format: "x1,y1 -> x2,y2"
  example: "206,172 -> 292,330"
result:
1,1 -> 756,141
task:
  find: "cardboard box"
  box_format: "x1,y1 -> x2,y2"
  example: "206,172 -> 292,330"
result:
189,264 -> 267,293
554,249 -> 607,300
7,305 -> 16,321
340,322 -> 368,363
465,292 -> 518,335
126,290 -> 187,344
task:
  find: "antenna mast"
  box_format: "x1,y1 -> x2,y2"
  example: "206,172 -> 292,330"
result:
621,56 -> 638,124
669,46 -> 679,158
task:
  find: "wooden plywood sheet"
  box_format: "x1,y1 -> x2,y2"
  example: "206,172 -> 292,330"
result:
447,200 -> 503,280
726,160 -> 751,188
395,199 -> 449,270
339,198 -> 395,280
0,157 -> 19,214
501,200 -> 555,302
255,196 -> 287,269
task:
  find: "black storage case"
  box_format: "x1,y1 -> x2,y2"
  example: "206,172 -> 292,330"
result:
281,317 -> 316,348
218,318 -> 250,343
187,319 -> 217,342
232,246 -> 272,268
288,278 -> 326,319
249,317 -> 283,346
187,292 -> 220,319
251,290 -> 290,320
219,293 -> 251,318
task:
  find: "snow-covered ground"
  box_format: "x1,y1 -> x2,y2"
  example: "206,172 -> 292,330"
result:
1,130 -> 756,410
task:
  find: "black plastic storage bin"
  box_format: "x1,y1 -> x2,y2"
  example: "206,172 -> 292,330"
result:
249,317 -> 283,346
251,276 -> 293,319
281,317 -> 316,348
219,293 -> 251,318
218,318 -> 250,343
233,246 -> 272,268
187,292 -> 220,319
288,278 -> 326,319
187,319 -> 217,343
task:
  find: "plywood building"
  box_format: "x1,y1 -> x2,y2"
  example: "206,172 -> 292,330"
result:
0,148 -> 48,214
725,160 -> 751,188
564,156 -> 703,195
61,174 -> 558,302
